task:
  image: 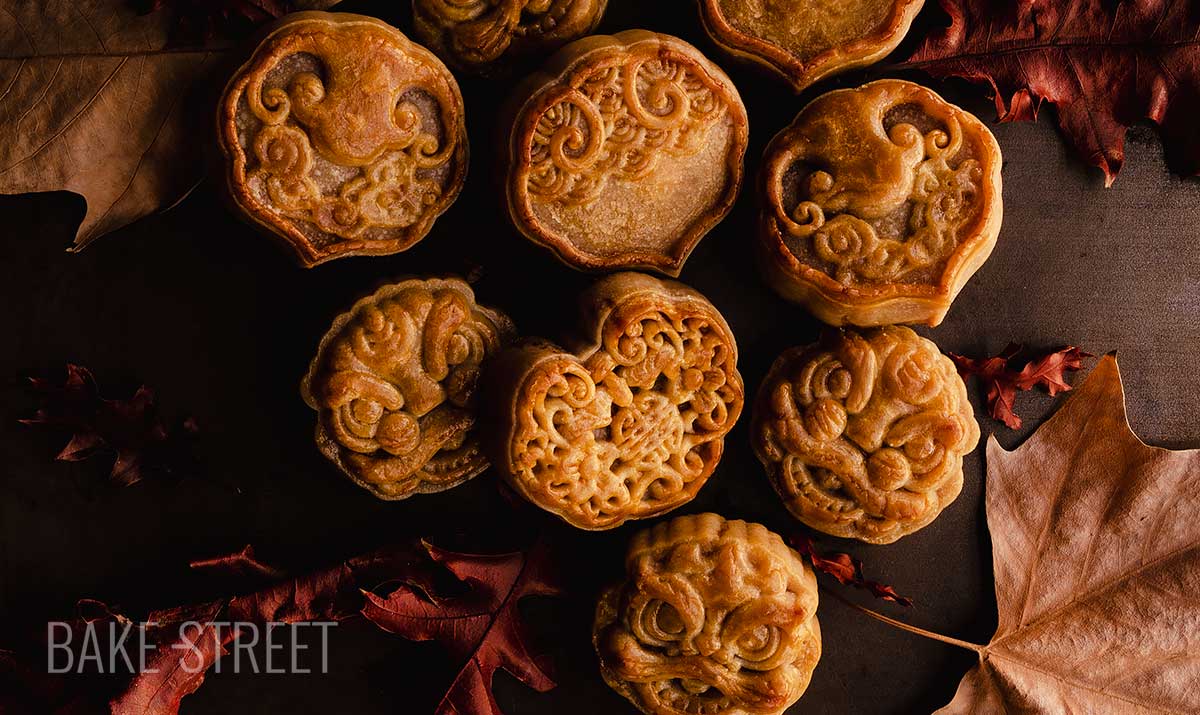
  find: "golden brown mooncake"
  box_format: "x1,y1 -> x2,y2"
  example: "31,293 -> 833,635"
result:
412,0 -> 608,73
752,326 -> 980,544
595,513 -> 822,715
301,278 -> 515,500
217,12 -> 468,267
504,30 -> 749,277
486,273 -> 743,530
697,0 -> 924,92
757,79 -> 1003,327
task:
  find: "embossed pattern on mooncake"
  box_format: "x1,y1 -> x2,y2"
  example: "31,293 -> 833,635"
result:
758,79 -> 1003,327
413,0 -> 607,72
507,31 -> 748,276
488,273 -> 743,530
302,278 -> 515,500
698,0 -> 924,92
752,326 -> 980,544
595,514 -> 821,715
218,13 -> 468,267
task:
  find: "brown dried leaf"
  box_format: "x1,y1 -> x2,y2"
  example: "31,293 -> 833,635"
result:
938,355 -> 1200,713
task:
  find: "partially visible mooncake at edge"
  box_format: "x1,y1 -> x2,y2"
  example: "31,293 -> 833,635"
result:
504,30 -> 749,277
218,12 -> 468,267
757,79 -> 1003,327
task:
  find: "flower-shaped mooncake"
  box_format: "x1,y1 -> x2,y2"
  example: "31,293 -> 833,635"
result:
595,513 -> 821,715
752,326 -> 979,544
486,273 -> 743,529
413,0 -> 608,73
218,12 -> 468,267
505,30 -> 749,276
757,79 -> 1003,327
302,278 -> 515,499
697,0 -> 925,92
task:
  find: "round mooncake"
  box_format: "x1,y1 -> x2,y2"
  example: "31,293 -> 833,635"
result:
486,273 -> 743,529
757,79 -> 1003,327
504,30 -> 749,276
301,278 -> 515,499
218,12 -> 468,266
752,326 -> 980,543
595,513 -> 822,715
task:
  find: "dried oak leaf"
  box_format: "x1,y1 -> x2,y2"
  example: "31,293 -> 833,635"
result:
362,540 -> 565,715
21,364 -> 198,485
950,345 -> 1089,429
937,355 -> 1200,713
900,0 -> 1200,185
790,534 -> 914,607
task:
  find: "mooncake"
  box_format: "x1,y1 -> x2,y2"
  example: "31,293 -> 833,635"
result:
752,326 -> 979,544
504,31 -> 749,276
595,513 -> 821,715
412,0 -> 608,72
697,0 -> 924,92
218,12 -> 468,267
486,273 -> 743,529
301,278 -> 515,499
757,79 -> 1003,327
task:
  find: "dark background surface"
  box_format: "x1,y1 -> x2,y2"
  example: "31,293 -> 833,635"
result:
2,2 -> 1199,714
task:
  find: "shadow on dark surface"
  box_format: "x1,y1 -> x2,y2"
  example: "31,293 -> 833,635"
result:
2,1 -> 1199,714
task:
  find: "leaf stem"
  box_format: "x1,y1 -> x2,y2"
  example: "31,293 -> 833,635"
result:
820,585 -> 985,654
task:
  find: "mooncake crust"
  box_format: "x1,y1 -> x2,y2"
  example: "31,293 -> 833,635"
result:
757,79 -> 1003,327
217,12 -> 468,267
504,30 -> 749,277
752,326 -> 980,544
486,273 -> 744,530
412,0 -> 608,73
697,0 -> 925,92
595,513 -> 822,715
301,277 -> 515,500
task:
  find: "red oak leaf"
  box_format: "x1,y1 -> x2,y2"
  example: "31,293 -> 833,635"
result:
790,534 -> 913,607
900,0 -> 1200,185
361,540 -> 565,715
950,345 -> 1091,428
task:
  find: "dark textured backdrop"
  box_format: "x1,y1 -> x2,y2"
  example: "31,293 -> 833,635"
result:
2,2 -> 1198,714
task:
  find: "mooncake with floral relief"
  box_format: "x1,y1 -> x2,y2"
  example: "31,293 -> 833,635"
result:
504,30 -> 749,276
757,79 -> 1003,327
595,513 -> 821,715
218,12 -> 468,267
752,326 -> 979,544
301,278 -> 515,500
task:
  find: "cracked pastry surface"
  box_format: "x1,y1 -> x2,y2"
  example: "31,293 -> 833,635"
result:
757,79 -> 1003,327
505,30 -> 749,276
486,273 -> 743,530
412,0 -> 607,72
595,513 -> 821,715
697,0 -> 924,92
752,326 -> 979,544
218,12 -> 467,267
301,278 -> 515,500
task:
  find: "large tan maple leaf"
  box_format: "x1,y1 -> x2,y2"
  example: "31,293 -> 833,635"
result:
938,355 -> 1200,713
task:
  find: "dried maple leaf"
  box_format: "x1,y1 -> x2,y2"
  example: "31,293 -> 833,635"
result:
899,0 -> 1200,185
950,345 -> 1090,428
790,534 -> 913,607
21,364 -> 199,485
361,540 -> 565,715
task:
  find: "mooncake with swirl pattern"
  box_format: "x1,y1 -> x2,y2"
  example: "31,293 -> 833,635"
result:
301,278 -> 515,500
595,513 -> 821,715
413,0 -> 608,73
218,12 -> 468,267
752,326 -> 979,544
697,0 -> 925,92
485,273 -> 743,530
757,79 -> 1003,327
504,31 -> 749,276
